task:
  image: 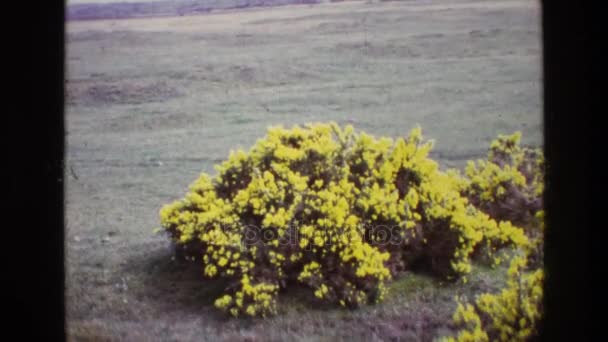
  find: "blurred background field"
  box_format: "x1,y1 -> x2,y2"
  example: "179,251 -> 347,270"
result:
65,0 -> 542,340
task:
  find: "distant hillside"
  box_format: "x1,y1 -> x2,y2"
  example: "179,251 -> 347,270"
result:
66,0 -> 330,21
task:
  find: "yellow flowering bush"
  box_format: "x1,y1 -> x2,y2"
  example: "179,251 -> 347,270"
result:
442,250 -> 544,342
159,123 -> 540,317
461,132 -> 544,266
463,132 -> 544,231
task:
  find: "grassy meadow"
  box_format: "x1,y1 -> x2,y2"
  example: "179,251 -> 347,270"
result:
65,0 -> 542,340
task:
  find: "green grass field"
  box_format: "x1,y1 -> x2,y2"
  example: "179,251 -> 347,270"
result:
65,0 -> 542,340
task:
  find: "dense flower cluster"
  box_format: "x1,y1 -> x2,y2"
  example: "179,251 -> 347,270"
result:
159,123 -> 538,317
442,250 -> 544,342
463,132 -> 544,231
461,132 -> 544,267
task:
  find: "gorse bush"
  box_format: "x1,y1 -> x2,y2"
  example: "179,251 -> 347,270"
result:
442,250 -> 544,342
462,132 -> 544,266
463,132 -> 543,231
439,133 -> 545,342
159,123 -> 539,317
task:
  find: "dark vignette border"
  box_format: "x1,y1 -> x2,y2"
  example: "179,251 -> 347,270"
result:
8,0 -> 65,340
541,0 -> 594,340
